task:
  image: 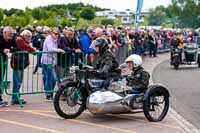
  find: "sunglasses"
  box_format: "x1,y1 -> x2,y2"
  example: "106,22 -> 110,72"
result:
54,32 -> 59,36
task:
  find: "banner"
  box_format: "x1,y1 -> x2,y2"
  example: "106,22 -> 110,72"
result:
134,0 -> 143,29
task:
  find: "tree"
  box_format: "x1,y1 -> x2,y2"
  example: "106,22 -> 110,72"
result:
101,19 -> 114,25
147,6 -> 167,26
67,2 -> 84,11
60,18 -> 67,27
166,0 -> 200,28
80,7 -> 95,21
3,8 -> 23,16
32,8 -> 48,20
0,9 -> 3,24
0,3 -> 105,28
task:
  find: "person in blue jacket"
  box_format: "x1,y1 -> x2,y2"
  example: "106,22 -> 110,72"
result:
79,26 -> 96,65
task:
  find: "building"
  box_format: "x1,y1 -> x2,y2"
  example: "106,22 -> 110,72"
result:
121,17 -> 133,24
96,10 -> 134,17
96,9 -> 149,25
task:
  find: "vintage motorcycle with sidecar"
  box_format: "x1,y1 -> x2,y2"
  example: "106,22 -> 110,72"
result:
170,43 -> 200,69
54,63 -> 170,122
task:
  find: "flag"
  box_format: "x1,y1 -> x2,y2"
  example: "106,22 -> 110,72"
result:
134,0 -> 143,29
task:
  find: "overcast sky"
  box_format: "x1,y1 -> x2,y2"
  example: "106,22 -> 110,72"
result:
0,0 -> 171,11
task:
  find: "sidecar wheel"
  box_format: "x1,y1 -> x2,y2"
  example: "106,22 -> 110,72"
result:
143,87 -> 169,122
54,82 -> 86,119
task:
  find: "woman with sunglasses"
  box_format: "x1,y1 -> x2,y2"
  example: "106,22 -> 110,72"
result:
41,27 -> 64,101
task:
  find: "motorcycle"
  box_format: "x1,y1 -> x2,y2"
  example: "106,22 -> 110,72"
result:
170,43 -> 200,69
54,63 -> 170,122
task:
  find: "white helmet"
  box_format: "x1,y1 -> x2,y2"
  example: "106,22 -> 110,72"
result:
125,54 -> 143,68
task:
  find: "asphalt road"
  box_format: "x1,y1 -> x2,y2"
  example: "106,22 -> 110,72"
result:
153,60 -> 200,129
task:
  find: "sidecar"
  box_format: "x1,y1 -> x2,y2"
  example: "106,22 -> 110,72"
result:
182,43 -> 200,67
54,64 -> 170,122
87,82 -> 170,122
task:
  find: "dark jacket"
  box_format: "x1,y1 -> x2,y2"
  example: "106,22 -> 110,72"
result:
32,32 -> 43,50
127,66 -> 150,90
148,35 -> 157,45
134,33 -> 142,46
57,35 -> 81,67
0,34 -> 17,81
58,35 -> 80,53
0,34 -> 17,62
94,49 -> 120,78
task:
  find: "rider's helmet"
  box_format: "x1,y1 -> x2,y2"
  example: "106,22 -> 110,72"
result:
125,54 -> 143,69
90,37 -> 109,54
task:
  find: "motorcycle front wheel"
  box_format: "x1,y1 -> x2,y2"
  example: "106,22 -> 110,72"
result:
143,87 -> 169,122
54,82 -> 87,119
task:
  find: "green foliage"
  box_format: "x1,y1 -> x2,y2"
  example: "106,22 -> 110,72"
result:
37,18 -> 57,27
32,8 -> 48,20
0,3 -> 104,28
0,9 -> 3,24
139,17 -> 149,26
166,0 -> 200,28
147,6 -> 167,26
67,2 -> 84,11
60,18 -> 67,27
76,18 -> 90,29
101,19 -> 114,25
3,8 -> 23,16
2,16 -> 28,27
80,7 -> 95,21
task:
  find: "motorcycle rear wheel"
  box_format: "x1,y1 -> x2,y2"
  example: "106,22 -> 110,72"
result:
54,82 -> 86,119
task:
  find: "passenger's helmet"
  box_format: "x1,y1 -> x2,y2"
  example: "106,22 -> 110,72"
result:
125,54 -> 143,68
90,37 -> 108,53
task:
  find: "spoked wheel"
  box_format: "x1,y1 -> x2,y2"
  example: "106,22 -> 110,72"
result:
143,88 -> 169,122
54,82 -> 86,119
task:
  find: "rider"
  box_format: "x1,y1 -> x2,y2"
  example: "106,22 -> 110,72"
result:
170,32 -> 184,62
125,54 -> 150,94
90,37 -> 121,80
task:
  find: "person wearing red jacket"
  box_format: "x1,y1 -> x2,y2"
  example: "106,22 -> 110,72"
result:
11,30 -> 36,105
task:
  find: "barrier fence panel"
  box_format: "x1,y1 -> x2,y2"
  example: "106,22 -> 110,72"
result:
0,53 -> 6,97
0,51 -> 85,107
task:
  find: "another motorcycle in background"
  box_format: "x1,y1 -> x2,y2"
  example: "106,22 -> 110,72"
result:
170,43 -> 200,69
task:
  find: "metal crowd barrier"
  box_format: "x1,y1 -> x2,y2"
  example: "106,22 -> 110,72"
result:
0,51 -> 85,107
